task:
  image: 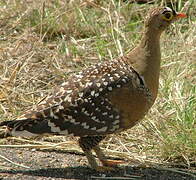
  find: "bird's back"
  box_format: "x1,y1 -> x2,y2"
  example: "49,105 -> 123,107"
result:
2,58 -> 152,137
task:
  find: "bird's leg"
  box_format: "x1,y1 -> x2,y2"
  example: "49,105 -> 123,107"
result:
78,136 -> 100,169
82,149 -> 98,169
79,136 -> 114,171
93,145 -> 125,167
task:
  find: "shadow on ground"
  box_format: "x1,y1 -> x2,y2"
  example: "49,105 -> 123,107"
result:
1,166 -> 195,180
0,147 -> 195,179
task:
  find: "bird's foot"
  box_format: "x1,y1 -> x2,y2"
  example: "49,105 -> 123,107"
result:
95,166 -> 116,172
101,159 -> 125,167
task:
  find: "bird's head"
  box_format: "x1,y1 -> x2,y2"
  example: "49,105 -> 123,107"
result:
145,7 -> 186,32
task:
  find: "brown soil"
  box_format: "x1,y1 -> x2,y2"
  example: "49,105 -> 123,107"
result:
0,148 -> 195,180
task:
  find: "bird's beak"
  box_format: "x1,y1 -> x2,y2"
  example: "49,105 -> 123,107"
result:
175,13 -> 187,18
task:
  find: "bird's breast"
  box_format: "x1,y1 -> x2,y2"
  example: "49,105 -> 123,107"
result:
108,84 -> 153,130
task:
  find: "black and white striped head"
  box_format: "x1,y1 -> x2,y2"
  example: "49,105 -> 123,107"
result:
145,7 -> 186,32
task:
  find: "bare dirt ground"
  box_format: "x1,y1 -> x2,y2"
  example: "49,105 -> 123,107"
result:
0,148 -> 195,180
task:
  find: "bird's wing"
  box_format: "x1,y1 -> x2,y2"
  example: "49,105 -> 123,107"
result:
1,59 -> 151,137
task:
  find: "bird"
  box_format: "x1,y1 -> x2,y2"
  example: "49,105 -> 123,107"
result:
0,7 -> 186,171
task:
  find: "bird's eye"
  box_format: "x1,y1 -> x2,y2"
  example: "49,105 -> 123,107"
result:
162,12 -> 173,21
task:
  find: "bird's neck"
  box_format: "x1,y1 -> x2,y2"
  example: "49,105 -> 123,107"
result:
128,27 -> 162,100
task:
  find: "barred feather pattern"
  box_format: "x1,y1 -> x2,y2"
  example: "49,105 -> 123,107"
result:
0,58 -> 152,137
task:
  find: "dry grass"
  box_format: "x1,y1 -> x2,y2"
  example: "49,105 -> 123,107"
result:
0,0 -> 195,169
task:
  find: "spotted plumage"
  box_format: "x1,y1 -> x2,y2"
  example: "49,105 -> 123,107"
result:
0,7 -> 186,171
1,59 -> 151,138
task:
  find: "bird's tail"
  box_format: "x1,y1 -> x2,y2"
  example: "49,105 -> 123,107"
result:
0,120 -> 14,127
0,120 -> 13,138
0,117 -> 53,138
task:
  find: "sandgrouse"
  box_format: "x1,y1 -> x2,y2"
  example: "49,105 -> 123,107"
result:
0,7 -> 186,171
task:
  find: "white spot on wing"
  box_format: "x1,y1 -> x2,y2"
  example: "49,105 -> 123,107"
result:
113,120 -> 120,125
102,112 -> 108,116
109,114 -> 114,118
96,83 -> 101,87
110,124 -> 120,132
115,115 -> 120,119
108,87 -> 112,91
97,126 -> 107,132
59,129 -> 69,135
99,88 -> 103,92
103,82 -> 108,86
70,119 -> 80,125
91,91 -> 95,96
106,106 -> 111,110
92,116 -> 96,120
79,92 -> 84,97
48,121 -> 61,133
84,99 -> 88,102
50,110 -> 59,119
84,111 -> 90,116
95,93 -> 99,97
86,82 -> 93,87
81,122 -> 90,129
122,79 -> 126,83
11,129 -> 38,137
114,73 -> 120,78
109,77 -> 114,82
